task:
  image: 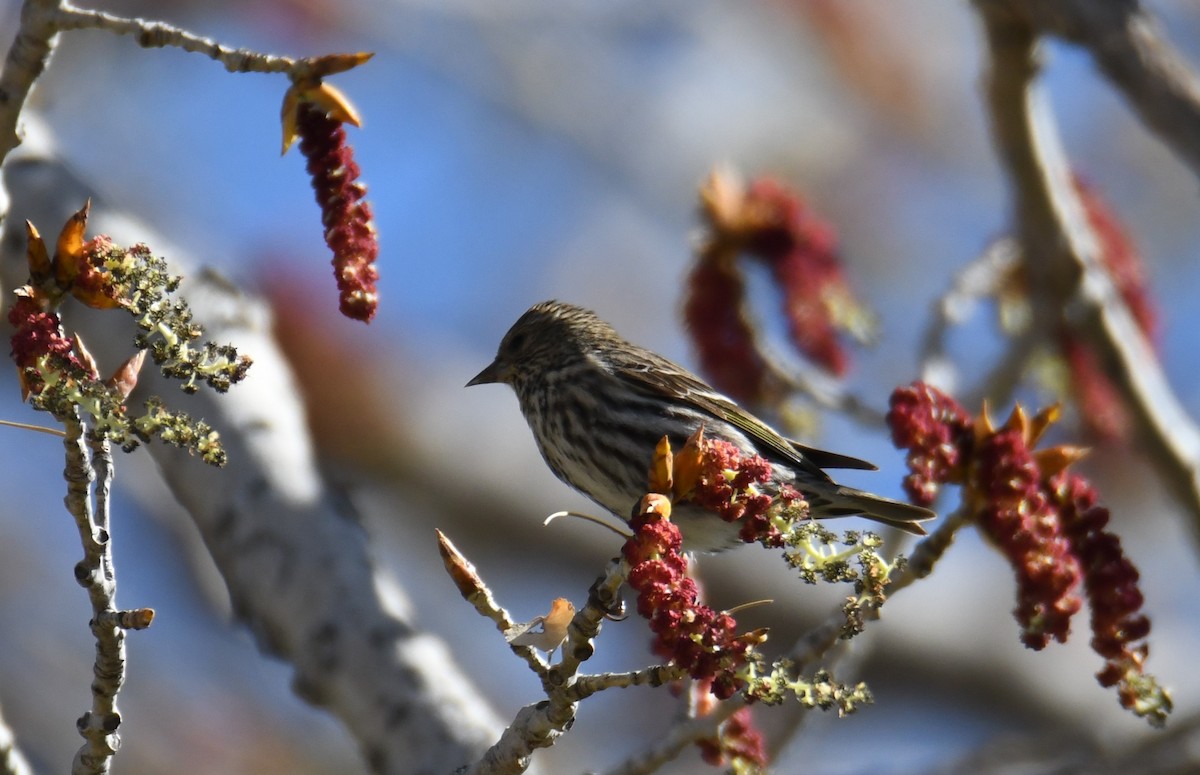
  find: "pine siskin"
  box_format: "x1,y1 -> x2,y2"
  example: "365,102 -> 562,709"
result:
468,300 -> 934,551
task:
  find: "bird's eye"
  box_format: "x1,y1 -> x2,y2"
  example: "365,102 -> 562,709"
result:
507,331 -> 529,353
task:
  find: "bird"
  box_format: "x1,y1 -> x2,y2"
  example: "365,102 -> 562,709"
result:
467,300 -> 934,551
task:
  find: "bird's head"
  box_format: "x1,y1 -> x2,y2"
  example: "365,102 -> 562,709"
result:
467,300 -> 615,389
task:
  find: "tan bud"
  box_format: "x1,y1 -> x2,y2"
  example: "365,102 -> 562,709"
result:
648,435 -> 673,494
280,84 -> 302,155
72,333 -> 100,379
52,200 -> 91,289
25,220 -> 51,284
435,529 -> 485,599
107,350 -> 147,400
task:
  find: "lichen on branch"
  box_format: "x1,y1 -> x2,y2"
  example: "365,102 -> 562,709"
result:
9,203 -> 249,465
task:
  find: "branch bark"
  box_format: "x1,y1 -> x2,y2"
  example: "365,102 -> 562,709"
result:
68,428 -> 128,774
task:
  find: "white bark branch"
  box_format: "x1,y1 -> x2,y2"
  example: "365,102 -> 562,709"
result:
0,703 -> 32,775
61,419 -> 127,774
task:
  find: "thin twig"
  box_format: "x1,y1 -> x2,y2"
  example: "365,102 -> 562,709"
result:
62,417 -> 125,774
917,237 -> 1021,393
436,530 -> 550,681
763,508 -> 973,764
0,417 -> 67,436
52,3 -> 300,75
552,558 -> 626,681
89,434 -> 112,540
566,665 -> 683,702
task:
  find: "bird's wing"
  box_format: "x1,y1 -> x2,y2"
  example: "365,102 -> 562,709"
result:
613,346 -> 836,480
784,442 -> 877,470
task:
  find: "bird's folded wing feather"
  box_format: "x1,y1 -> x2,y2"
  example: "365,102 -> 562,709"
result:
614,349 -> 839,480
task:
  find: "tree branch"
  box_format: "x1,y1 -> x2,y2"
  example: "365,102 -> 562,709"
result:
975,1 -> 1200,542
61,419 -> 127,774
978,0 -> 1200,181
0,0 -> 63,168
0,702 -> 33,775
52,4 -> 299,73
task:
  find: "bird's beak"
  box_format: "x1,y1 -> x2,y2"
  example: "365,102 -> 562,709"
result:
467,359 -> 504,387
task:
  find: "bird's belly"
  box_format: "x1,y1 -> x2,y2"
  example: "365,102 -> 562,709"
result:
542,442 -> 744,550
539,437 -> 638,518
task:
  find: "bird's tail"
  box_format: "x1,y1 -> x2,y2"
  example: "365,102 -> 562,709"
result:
817,486 -> 936,536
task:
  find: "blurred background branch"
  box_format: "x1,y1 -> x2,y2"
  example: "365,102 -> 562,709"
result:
0,702 -> 32,775
977,0 -> 1200,543
977,0 -> 1200,180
